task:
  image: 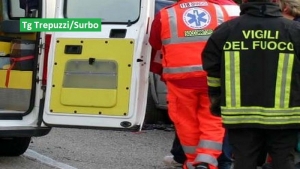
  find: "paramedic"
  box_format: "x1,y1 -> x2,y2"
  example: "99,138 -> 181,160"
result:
202,0 -> 300,169
149,0 -> 232,168
156,0 -> 241,168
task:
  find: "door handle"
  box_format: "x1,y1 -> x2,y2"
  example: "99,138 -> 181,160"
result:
137,59 -> 143,62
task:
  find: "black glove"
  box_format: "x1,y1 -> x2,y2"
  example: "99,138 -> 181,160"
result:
210,96 -> 221,117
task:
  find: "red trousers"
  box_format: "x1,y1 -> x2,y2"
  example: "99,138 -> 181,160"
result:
166,81 -> 225,169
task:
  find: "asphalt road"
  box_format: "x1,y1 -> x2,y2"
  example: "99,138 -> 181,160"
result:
0,156 -> 55,169
26,128 -> 174,169
1,127 -> 299,169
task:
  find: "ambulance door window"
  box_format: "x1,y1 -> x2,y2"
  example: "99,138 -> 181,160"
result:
64,0 -> 141,23
8,0 -> 24,18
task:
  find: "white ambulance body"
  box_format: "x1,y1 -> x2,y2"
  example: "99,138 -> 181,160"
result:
0,0 -> 154,156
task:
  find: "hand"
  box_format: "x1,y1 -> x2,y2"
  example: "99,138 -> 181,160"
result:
210,96 -> 221,117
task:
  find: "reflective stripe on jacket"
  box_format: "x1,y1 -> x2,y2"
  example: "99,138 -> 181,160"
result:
160,0 -> 230,80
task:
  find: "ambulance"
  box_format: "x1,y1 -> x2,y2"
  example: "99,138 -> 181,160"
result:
0,0 -> 157,156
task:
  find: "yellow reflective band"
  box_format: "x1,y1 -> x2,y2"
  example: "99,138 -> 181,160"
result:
225,51 -> 241,108
207,77 -> 220,87
221,106 -> 300,115
275,53 -> 294,108
222,115 -> 300,125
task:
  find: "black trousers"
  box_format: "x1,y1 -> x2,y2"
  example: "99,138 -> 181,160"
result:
228,128 -> 298,169
171,131 -> 186,164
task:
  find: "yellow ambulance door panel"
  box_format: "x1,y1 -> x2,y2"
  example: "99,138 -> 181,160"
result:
49,38 -> 134,116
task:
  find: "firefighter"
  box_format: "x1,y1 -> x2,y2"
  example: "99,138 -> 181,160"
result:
261,0 -> 300,168
201,0 -> 300,169
149,0 -> 232,168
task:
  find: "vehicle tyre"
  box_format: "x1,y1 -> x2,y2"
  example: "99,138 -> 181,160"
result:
0,137 -> 31,156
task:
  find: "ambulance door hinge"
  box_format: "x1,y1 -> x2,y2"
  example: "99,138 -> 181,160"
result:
36,77 -> 40,84
38,36 -> 44,53
39,43 -> 45,49
38,43 -> 45,55
41,85 -> 47,92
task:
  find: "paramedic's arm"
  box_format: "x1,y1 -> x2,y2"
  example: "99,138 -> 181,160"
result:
202,23 -> 230,116
149,13 -> 163,75
149,12 -> 162,51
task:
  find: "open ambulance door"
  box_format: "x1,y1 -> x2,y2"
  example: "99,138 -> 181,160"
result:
42,0 -> 155,131
0,0 -> 46,128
